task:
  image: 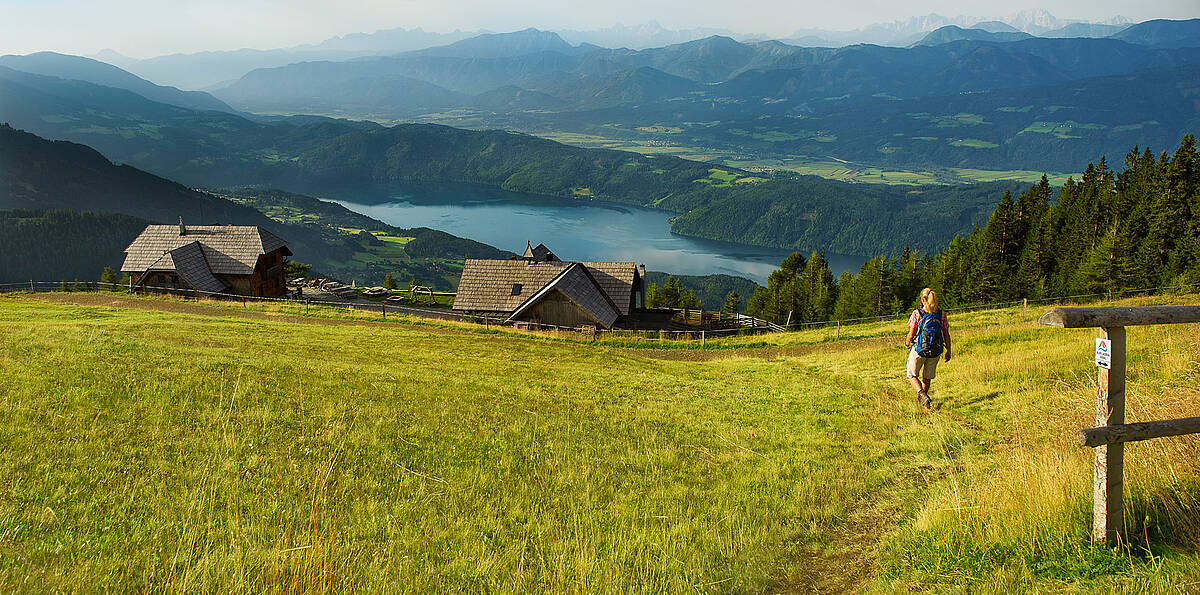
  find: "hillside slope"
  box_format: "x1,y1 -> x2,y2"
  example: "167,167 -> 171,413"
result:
0,52 -> 236,112
0,292 -> 1195,591
0,126 -> 505,286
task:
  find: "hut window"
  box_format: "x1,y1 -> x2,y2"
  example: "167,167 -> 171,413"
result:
510,283 -> 523,295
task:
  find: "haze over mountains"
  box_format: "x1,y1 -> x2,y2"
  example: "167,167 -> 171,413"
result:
85,10 -> 1138,91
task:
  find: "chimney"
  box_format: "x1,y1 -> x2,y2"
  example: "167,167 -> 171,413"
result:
638,264 -> 647,308
178,216 -> 186,236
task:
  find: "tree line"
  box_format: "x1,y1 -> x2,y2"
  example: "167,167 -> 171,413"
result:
745,135 -> 1200,324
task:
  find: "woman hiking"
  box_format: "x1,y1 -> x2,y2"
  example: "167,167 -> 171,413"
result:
905,288 -> 951,409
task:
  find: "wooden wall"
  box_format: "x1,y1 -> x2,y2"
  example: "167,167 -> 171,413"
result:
515,291 -> 603,328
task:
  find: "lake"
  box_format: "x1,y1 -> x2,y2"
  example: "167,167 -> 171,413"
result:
330,183 -> 867,285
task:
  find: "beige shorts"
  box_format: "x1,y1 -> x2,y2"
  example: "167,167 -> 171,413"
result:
907,348 -> 940,379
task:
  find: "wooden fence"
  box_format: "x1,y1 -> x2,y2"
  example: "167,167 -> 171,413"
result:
1038,305 -> 1200,545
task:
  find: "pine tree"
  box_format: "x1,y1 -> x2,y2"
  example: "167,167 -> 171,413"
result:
383,273 -> 398,290
645,283 -> 660,308
797,250 -> 837,322
100,266 -> 119,291
745,287 -> 769,319
660,276 -> 683,308
721,290 -> 742,314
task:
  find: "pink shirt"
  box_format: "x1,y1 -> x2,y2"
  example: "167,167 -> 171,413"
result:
908,308 -> 950,334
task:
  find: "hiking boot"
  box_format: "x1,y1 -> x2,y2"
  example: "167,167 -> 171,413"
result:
918,391 -> 931,409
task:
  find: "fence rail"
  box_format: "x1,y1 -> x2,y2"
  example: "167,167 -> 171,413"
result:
1038,305 -> 1200,545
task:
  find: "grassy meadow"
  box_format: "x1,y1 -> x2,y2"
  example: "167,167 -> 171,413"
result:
0,293 -> 1197,592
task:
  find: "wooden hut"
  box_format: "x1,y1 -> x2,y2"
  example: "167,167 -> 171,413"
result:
453,243 -> 644,329
121,221 -> 291,297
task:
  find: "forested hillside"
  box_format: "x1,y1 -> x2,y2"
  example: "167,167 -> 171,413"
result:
746,135 -> 1200,323
0,210 -> 151,282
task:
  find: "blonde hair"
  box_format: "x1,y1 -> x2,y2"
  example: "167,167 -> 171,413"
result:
921,288 -> 940,312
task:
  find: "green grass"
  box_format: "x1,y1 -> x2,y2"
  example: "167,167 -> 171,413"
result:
949,138 -> 1000,149
1020,121 -> 1107,139
531,131 -> 1069,186
7,293 -> 1192,590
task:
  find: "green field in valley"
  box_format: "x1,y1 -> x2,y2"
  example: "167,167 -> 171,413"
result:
0,292 -> 1197,592
530,131 -> 1073,186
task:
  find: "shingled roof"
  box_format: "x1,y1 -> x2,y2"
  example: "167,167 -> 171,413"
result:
523,242 -> 558,262
454,258 -> 638,315
122,224 -> 290,276
139,241 -> 229,294
578,262 -> 637,315
453,259 -> 573,313
507,263 -> 621,328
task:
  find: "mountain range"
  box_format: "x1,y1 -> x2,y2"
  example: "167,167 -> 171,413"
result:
193,20 -> 1200,173
0,63 -> 1025,256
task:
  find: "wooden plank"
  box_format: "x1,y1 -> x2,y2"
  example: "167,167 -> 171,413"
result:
1038,306 -> 1200,329
1094,326 -> 1125,545
1080,417 -> 1200,447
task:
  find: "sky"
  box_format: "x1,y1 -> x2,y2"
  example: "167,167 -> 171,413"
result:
1,0 -> 1197,58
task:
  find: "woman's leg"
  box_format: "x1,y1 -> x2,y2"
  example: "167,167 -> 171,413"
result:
909,376 -> 925,393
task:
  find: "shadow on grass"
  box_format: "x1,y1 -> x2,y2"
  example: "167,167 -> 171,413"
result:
1123,479 -> 1200,556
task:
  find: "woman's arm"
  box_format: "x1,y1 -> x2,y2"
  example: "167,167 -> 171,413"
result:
905,325 -> 918,348
943,324 -> 952,362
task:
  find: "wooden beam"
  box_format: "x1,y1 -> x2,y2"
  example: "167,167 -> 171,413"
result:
1081,417 -> 1200,447
1093,326 -> 1125,545
1038,305 -> 1200,329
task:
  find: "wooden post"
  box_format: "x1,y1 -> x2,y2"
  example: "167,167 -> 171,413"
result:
1094,326 -> 1126,545
836,320 -> 841,341
701,330 -> 706,347
305,298 -> 309,315
382,305 -> 386,320
1023,298 -> 1028,316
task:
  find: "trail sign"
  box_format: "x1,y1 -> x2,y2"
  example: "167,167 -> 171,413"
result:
1095,338 -> 1112,369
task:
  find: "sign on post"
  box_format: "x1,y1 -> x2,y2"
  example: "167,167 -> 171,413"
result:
1095,338 -> 1112,369
1039,305 -> 1200,546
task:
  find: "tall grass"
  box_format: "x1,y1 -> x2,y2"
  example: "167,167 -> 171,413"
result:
0,293 -> 1197,591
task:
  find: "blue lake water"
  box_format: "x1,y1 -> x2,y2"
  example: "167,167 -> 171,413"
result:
330,183 -> 867,285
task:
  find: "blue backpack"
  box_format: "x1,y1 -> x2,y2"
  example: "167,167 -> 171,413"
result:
914,309 -> 945,358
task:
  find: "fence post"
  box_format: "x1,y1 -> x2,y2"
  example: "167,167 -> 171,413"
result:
306,298 -> 309,315
1094,326 -> 1126,544
701,330 -> 705,347
30,280 -> 34,293
1023,298 -> 1028,316
382,305 -> 386,320
836,320 -> 841,341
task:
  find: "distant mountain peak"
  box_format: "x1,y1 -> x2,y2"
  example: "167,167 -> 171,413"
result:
412,28 -> 576,58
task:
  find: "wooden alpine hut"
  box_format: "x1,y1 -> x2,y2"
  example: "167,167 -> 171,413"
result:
121,219 -> 291,297
453,242 -> 645,329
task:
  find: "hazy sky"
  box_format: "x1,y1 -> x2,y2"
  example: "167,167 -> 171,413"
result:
2,0 -> 1197,58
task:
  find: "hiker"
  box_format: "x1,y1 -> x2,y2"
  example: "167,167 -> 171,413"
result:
905,288 -> 951,409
